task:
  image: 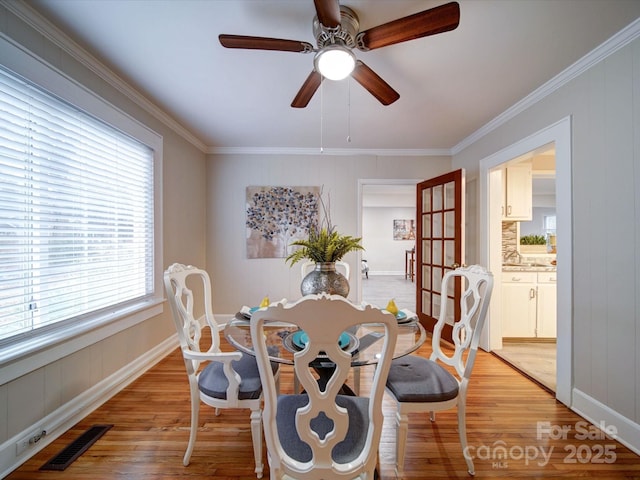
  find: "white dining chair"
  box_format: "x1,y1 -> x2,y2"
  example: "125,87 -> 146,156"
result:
384,265 -> 493,476
251,294 -> 398,480
163,263 -> 279,478
361,259 -> 369,278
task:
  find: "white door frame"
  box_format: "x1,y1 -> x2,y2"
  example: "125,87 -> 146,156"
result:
478,116 -> 572,406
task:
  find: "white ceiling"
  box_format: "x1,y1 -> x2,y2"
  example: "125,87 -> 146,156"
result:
26,0 -> 640,153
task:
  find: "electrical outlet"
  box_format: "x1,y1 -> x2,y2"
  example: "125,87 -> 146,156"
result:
15,427 -> 47,456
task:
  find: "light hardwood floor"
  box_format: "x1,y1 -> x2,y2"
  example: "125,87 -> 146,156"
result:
6,332 -> 639,479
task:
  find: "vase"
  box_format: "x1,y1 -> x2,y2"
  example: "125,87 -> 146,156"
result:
300,262 -> 350,297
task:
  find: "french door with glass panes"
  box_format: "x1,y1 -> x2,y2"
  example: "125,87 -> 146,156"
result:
416,169 -> 465,343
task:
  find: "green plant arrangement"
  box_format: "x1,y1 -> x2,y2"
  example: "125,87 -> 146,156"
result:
285,226 -> 364,265
520,234 -> 547,245
285,189 -> 364,266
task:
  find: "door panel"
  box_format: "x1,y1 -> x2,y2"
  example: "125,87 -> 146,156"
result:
416,169 -> 465,343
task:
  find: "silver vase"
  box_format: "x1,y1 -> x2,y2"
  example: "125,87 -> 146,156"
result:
300,262 -> 350,297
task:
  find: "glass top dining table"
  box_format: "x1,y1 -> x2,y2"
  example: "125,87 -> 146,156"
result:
223,308 -> 427,367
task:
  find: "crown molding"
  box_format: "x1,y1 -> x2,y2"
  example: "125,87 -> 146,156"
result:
452,17 -> 640,156
207,146 -> 451,157
3,0 -> 208,153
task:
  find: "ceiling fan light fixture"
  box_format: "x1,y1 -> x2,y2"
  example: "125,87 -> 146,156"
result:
314,45 -> 356,81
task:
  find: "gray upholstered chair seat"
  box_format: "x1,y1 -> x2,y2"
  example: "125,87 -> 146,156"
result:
275,394 -> 369,463
386,355 -> 459,403
199,350 -> 279,400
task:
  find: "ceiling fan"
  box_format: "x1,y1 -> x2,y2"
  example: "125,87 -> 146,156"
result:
219,0 -> 460,108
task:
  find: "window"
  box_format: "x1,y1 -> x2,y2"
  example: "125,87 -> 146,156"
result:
0,66 -> 155,342
544,215 -> 556,237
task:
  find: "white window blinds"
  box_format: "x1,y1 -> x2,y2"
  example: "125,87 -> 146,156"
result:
0,66 -> 154,341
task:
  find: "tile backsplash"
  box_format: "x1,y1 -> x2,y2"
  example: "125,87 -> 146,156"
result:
502,221 -> 555,263
502,221 -> 518,258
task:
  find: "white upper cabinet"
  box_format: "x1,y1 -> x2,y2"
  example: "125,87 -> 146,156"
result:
502,160 -> 533,221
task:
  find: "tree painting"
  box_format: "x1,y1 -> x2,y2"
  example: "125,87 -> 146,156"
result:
246,186 -> 320,259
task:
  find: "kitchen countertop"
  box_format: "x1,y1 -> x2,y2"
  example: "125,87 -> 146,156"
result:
502,264 -> 557,272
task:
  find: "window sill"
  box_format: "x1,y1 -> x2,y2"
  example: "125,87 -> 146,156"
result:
0,297 -> 164,385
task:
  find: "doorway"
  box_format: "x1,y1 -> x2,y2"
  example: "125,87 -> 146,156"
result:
358,181 -> 417,312
492,147 -> 557,392
479,116 -> 572,406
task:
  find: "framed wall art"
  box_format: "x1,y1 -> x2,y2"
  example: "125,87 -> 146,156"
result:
246,185 -> 320,259
393,219 -> 416,240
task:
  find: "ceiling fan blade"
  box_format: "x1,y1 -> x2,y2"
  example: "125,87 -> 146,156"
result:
356,1 -> 460,51
291,71 -> 323,108
313,0 -> 341,28
351,61 -> 399,106
219,34 -> 313,53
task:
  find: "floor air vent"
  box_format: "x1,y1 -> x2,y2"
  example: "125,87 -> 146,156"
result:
40,424 -> 113,471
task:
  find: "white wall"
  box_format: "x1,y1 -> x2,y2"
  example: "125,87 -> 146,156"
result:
454,28 -> 640,453
206,154 -> 450,311
362,206 -> 415,274
519,207 -> 556,237
0,5 -> 207,475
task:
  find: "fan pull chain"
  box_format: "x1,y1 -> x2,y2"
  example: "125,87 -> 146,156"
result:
320,79 -> 324,153
347,78 -> 351,143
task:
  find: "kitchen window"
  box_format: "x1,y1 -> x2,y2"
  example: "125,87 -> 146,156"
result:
544,215 -> 556,238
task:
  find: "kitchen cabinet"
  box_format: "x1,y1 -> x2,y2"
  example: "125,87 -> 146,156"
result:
536,272 -> 557,337
501,272 -> 537,337
501,161 -> 532,221
501,271 -> 556,338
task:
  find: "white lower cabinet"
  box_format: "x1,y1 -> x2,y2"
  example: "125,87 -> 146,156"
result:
502,271 -> 556,338
536,273 -> 557,338
502,272 -> 537,337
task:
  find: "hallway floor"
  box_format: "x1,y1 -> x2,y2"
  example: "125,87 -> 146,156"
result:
493,340 -> 556,392
361,274 -> 415,312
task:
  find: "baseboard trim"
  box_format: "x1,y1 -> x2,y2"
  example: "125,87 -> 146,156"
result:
571,388 -> 640,457
368,271 -> 406,276
0,334 -> 178,478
